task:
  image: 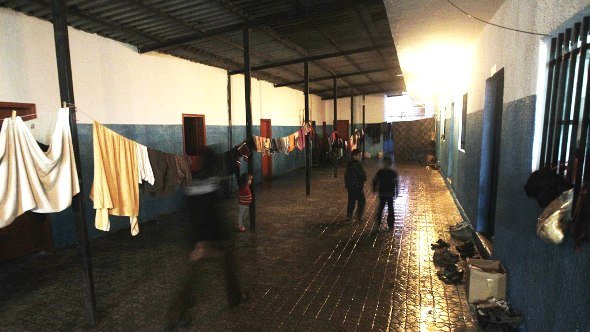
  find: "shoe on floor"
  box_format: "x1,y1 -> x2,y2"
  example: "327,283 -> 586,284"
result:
450,227 -> 473,242
431,239 -> 450,250
449,220 -> 470,231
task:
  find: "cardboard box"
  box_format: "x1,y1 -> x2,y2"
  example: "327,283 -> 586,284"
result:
466,258 -> 507,303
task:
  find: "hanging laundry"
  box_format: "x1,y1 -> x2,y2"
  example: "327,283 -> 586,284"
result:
136,143 -> 155,185
288,133 -> 296,152
270,138 -> 278,154
0,108 -> 80,228
279,137 -> 290,155
143,148 -> 179,197
90,122 -> 140,236
263,137 -> 271,155
296,129 -> 305,151
174,155 -> 192,186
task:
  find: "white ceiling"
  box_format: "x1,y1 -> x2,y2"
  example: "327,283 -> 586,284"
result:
384,0 -> 504,101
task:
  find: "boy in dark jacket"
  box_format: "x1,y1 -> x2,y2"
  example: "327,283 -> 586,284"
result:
345,149 -> 367,220
372,156 -> 399,229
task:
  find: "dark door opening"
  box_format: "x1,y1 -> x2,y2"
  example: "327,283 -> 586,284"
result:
0,102 -> 54,262
182,114 -> 206,155
336,120 -> 349,140
476,68 -> 504,239
447,102 -> 455,181
261,119 -> 272,179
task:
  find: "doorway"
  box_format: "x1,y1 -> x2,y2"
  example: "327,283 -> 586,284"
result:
0,101 -> 54,262
476,68 -> 504,238
447,102 -> 455,181
182,114 -> 206,155
261,119 -> 272,179
336,120 -> 349,140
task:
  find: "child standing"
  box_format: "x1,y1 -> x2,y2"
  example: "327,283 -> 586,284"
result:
372,156 -> 399,230
237,173 -> 253,232
344,149 -> 367,220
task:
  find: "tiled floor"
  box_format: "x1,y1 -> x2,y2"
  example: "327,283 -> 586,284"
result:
0,160 -> 477,331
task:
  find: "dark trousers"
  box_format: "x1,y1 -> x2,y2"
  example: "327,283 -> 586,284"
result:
166,241 -> 242,324
347,188 -> 366,218
377,195 -> 395,227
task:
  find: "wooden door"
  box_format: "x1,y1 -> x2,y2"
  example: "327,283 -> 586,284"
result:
182,114 -> 206,155
0,213 -> 54,261
260,119 -> 272,179
0,102 -> 54,262
337,120 -> 349,141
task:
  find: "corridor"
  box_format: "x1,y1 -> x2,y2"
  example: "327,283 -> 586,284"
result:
0,161 -> 476,331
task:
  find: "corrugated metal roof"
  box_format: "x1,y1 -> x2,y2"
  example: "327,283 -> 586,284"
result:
1,0 -> 405,99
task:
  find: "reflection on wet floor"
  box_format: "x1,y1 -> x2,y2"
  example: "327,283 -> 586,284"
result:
0,161 -> 477,331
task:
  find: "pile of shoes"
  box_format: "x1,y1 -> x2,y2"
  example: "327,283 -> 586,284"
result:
432,239 -> 464,284
456,241 -> 478,259
475,298 -> 523,332
450,220 -> 474,242
449,220 -> 480,259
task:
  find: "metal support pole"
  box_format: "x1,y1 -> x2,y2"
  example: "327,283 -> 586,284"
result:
333,78 -> 338,178
350,93 -> 354,138
304,61 -> 311,195
243,28 -> 256,231
362,95 -> 366,159
52,0 -> 97,325
227,72 -> 234,195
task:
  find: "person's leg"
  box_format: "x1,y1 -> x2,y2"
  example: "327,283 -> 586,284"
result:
166,261 -> 202,326
222,241 -> 245,307
377,196 -> 386,224
356,189 -> 366,218
347,190 -> 355,219
386,196 -> 394,228
237,205 -> 248,228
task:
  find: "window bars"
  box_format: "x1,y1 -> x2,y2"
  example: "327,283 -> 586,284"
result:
540,16 -> 590,198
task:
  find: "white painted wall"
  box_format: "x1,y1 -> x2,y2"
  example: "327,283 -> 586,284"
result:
323,94 -> 386,126
0,8 -> 323,141
230,75 -> 325,127
468,0 -> 590,114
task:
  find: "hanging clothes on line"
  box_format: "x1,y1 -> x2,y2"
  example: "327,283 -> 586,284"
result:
136,143 -> 155,185
90,122 -> 140,236
142,148 -> 181,197
0,108 -> 80,228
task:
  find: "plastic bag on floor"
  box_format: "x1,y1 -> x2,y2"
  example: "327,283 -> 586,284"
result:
537,188 -> 573,244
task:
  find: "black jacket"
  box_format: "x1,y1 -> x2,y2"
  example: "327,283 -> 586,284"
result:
345,160 -> 367,190
372,169 -> 399,197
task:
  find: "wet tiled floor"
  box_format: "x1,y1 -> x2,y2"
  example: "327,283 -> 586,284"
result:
0,160 -> 477,331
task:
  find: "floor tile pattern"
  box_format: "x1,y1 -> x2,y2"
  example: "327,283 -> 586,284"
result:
0,161 -> 477,331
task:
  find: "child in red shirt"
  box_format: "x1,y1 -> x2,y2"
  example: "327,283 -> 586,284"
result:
237,173 -> 253,232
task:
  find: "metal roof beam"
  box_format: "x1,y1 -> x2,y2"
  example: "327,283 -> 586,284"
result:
312,80 -> 403,95
137,0 -> 381,53
274,66 -> 400,88
321,89 -> 404,100
228,42 -> 394,75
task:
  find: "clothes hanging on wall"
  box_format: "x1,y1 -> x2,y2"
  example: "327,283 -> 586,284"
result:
0,108 -> 80,228
90,122 -> 140,236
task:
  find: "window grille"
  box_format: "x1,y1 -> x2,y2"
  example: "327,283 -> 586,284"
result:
539,16 -> 590,196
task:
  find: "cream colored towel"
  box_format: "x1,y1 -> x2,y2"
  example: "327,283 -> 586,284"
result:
90,122 -> 140,236
0,108 -> 80,228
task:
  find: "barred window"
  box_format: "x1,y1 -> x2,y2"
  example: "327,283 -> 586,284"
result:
539,16 -> 590,192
